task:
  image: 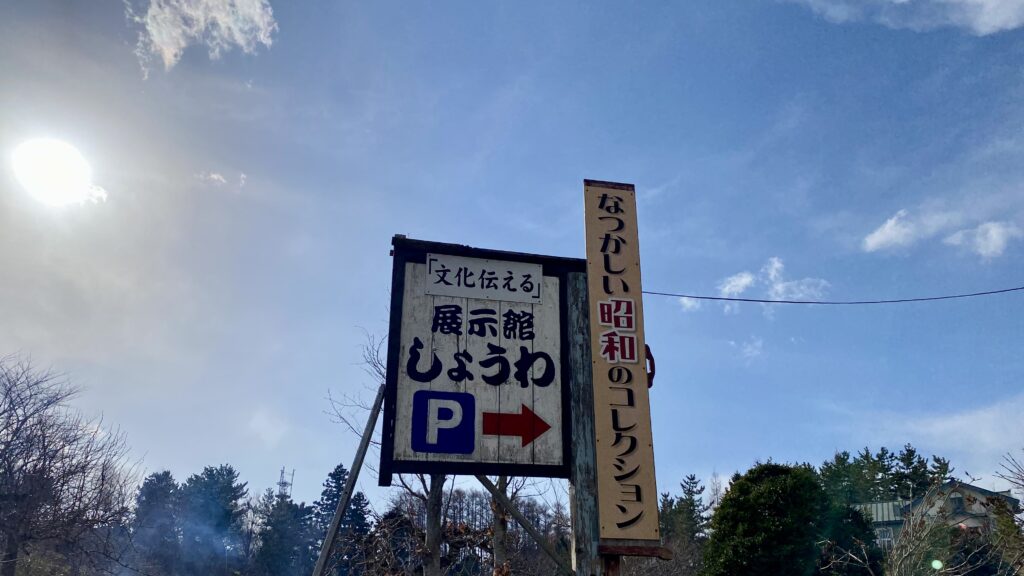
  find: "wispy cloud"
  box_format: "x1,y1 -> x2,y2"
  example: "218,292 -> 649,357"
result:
944,221 -> 1023,260
195,171 -> 248,191
863,206 -> 1022,260
853,393 -> 1024,487
678,297 -> 702,312
128,0 -> 278,72
718,271 -> 756,314
741,336 -> 764,360
786,0 -> 1024,36
762,257 -> 830,302
713,257 -> 829,314
196,171 -> 228,186
862,208 -> 965,252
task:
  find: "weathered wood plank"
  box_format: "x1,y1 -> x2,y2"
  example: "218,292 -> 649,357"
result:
567,272 -> 600,576
393,262 -> 431,461
531,276 -> 562,465
465,297 -> 499,462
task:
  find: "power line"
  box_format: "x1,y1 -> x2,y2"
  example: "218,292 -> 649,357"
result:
641,285 -> 1024,305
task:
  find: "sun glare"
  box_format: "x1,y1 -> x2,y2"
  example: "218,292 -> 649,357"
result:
11,138 -> 107,207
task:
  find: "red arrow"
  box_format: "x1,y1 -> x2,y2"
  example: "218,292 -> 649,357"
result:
482,405 -> 551,447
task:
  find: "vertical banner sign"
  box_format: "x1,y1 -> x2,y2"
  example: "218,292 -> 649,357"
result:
584,180 -> 660,541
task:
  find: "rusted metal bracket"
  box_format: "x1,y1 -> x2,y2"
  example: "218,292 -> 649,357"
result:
645,344 -> 655,388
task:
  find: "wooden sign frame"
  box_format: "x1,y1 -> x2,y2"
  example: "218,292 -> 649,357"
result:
379,236 -> 584,486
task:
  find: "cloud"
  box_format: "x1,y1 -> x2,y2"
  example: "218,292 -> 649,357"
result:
714,257 -> 829,314
129,0 -> 278,71
718,271 -> 756,314
762,257 -> 830,301
787,0 -> 1024,35
863,209 -> 917,252
944,221 -> 1023,259
196,171 -> 248,191
196,171 -> 228,185
678,297 -> 702,312
865,393 -> 1024,486
719,271 -> 756,296
741,336 -> 764,360
862,208 -> 964,252
248,407 -> 288,449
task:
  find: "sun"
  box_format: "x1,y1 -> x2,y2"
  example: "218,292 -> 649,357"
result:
11,138 -> 107,207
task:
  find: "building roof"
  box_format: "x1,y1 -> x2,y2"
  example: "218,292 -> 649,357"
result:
853,501 -> 910,525
855,481 -> 1021,526
909,481 -> 1021,513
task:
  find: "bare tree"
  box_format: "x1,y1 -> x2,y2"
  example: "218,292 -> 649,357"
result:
883,484 -> 994,576
0,356 -> 136,576
327,335 -> 451,576
995,451 -> 1024,573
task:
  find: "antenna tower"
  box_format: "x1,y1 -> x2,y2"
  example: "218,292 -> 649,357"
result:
276,467 -> 295,498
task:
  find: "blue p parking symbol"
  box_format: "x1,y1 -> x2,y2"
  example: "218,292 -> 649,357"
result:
411,390 -> 475,454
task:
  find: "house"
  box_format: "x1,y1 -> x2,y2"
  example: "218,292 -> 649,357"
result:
854,481 -> 1020,551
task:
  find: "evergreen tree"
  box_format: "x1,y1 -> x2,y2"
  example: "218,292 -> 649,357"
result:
928,455 -> 953,484
131,471 -> 181,575
701,463 -> 828,576
681,475 -> 712,541
873,447 -> 897,500
313,463 -> 372,575
817,504 -> 882,575
894,444 -> 930,499
850,448 -> 877,502
660,475 -> 710,544
253,493 -> 315,576
819,452 -> 857,506
179,464 -> 248,576
825,445 -> 951,504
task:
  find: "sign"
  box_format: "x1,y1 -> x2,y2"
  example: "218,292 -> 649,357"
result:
584,180 -> 660,541
379,238 -> 579,484
425,253 -> 542,304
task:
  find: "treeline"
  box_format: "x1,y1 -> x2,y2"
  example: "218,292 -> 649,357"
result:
127,466 -> 573,576
4,357 -> 1023,576
629,448 -> 1024,576
127,463 -> 373,576
819,445 -> 952,504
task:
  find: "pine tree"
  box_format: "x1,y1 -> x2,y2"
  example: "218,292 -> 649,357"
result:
313,463 -> 373,575
132,471 -> 181,575
819,452 -> 857,506
928,455 -> 953,484
660,475 -> 711,545
179,464 -> 249,576
873,447 -> 897,500
850,448 -> 877,502
894,444 -> 930,499
253,493 -> 315,576
679,475 -> 712,542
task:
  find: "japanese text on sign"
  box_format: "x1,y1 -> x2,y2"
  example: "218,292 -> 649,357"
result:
584,181 -> 660,541
426,253 -> 542,304
383,246 -> 565,479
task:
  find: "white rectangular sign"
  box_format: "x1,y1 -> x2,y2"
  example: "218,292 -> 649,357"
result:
388,257 -> 563,472
425,253 -> 543,304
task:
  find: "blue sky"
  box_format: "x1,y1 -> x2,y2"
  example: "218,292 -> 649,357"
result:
2,0 -> 1023,506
